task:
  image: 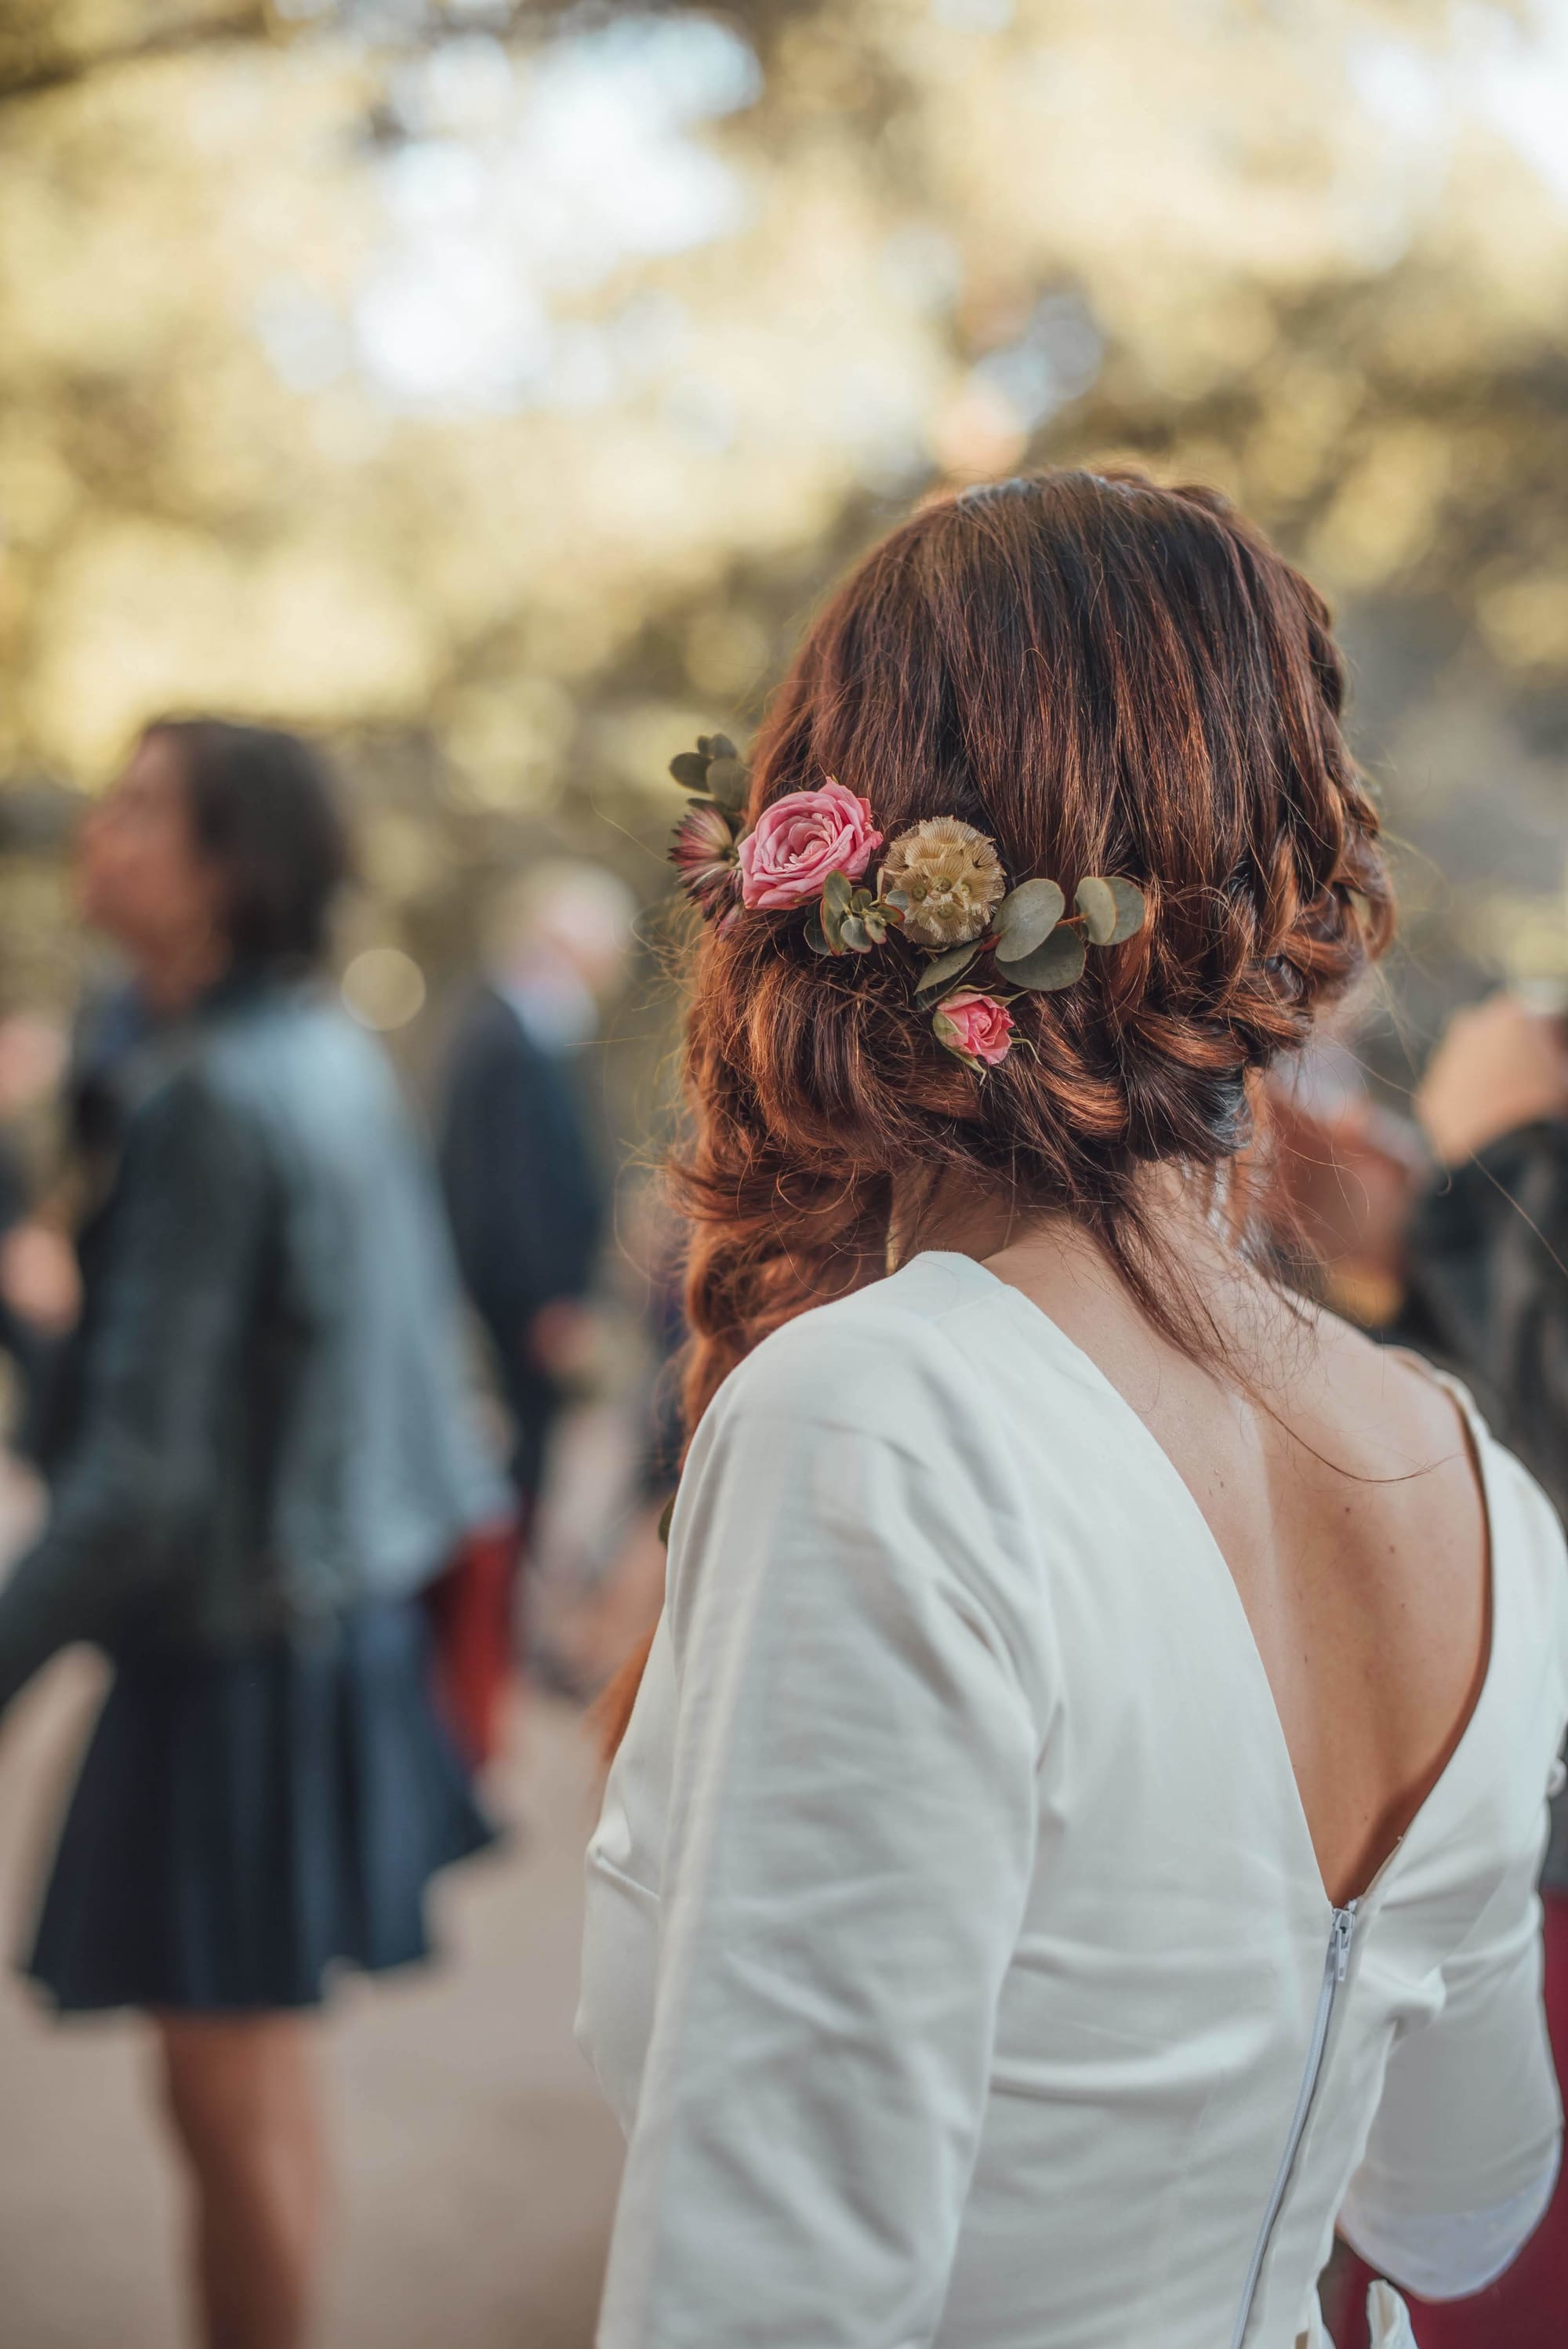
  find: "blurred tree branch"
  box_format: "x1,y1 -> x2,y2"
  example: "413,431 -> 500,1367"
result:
0,0 -> 830,106
0,2 -> 273,103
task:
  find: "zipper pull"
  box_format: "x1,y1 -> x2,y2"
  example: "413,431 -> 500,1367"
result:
1330,1904 -> 1356,1983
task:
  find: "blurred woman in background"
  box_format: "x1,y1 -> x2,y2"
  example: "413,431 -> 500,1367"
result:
0,720 -> 505,2349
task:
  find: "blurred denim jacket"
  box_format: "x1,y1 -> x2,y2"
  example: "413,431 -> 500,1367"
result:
0,971 -> 506,1713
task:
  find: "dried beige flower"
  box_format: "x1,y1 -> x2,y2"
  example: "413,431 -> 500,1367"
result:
881,816 -> 1007,947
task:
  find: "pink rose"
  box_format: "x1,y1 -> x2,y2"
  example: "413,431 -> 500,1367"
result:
737,779 -> 883,910
933,989 -> 1014,1071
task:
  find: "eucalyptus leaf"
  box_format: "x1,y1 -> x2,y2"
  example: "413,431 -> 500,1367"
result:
1105,877 -> 1147,942
993,877 -> 1065,961
839,913 -> 873,952
699,732 -> 738,762
704,756 -> 750,812
804,914 -> 833,956
821,893 -> 846,952
1076,874 -> 1145,945
822,870 -> 855,917
1004,923 -> 1087,991
913,939 -> 982,997
657,1493 -> 676,1546
1074,877 -> 1117,945
669,751 -> 710,792
884,887 -> 911,913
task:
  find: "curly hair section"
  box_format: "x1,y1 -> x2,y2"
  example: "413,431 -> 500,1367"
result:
673,468 -> 1392,1427
594,469 -> 1393,1748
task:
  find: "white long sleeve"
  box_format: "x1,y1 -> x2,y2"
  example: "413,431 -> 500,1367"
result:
593,1323 -> 1047,2349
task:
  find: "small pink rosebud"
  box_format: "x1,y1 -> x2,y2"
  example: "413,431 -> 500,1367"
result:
933,988 -> 1014,1071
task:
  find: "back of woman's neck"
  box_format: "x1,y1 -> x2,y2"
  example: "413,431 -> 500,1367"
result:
898,1164 -> 1283,1398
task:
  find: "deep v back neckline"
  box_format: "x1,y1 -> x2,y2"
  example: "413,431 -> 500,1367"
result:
925,1251 -> 1501,1915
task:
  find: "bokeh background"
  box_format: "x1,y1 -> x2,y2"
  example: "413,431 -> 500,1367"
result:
2,2 -> 1568,2342
6,0 -> 1568,1057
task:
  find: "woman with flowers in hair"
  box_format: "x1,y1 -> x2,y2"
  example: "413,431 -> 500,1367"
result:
579,473 -> 1568,2349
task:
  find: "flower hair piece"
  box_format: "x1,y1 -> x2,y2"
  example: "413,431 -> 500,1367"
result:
666,738 -> 1147,1073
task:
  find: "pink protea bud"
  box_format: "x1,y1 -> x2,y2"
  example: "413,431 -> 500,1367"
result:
670,799 -> 742,922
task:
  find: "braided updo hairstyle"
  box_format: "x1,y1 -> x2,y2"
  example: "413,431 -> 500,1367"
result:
602,469 -> 1392,1742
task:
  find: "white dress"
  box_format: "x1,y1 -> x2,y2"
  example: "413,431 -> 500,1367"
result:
578,1253 -> 1568,2348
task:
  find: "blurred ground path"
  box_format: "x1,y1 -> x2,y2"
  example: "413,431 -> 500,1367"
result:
0,1467 -> 625,2349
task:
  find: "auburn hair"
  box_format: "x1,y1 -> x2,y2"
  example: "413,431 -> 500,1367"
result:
601,468 -> 1393,1748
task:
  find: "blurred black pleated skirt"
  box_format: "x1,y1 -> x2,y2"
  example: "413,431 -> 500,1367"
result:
23,1597 -> 499,2014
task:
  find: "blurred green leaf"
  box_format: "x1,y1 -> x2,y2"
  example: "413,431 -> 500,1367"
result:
704,756 -> 750,812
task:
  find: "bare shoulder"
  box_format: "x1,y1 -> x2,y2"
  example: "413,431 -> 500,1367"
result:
1285,1305 -> 1485,1576
1299,1307 -> 1469,1461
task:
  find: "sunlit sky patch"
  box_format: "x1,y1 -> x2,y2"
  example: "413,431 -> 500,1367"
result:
345,14 -> 761,416
12,0 -> 1568,790
1348,0 -> 1568,217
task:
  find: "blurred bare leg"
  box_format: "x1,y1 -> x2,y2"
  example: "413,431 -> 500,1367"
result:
154,2013 -> 328,2349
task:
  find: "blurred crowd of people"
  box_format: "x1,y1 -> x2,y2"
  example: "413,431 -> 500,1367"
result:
0,716 -> 1566,2347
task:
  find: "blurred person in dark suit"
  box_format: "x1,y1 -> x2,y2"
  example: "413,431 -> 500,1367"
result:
0,719 -> 506,2349
436,862 -> 632,1519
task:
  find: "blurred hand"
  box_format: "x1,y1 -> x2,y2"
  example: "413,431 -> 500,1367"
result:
1415,993 -> 1568,1167
0,1220 -> 81,1335
1264,1087 -> 1421,1327
527,1298 -> 602,1385
0,1014 -> 67,1119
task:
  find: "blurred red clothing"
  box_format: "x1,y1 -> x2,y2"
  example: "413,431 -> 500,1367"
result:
425,1518 -> 521,1768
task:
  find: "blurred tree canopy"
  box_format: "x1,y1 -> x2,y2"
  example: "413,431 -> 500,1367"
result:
2,0 -> 1566,1051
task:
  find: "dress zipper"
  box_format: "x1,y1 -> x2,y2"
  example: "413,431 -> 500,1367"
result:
1227,1903 -> 1357,2349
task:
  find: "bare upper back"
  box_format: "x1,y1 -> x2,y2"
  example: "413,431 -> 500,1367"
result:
982,1226 -> 1490,1908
